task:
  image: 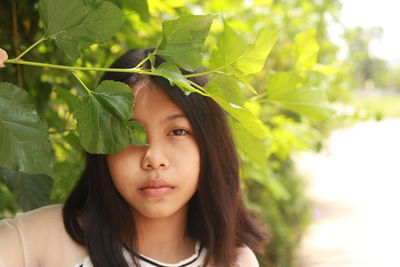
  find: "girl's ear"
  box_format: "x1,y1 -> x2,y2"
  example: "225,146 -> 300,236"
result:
235,246 -> 259,267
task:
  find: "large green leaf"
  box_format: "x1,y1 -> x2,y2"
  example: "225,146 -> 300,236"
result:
266,72 -> 334,121
0,83 -> 54,176
236,29 -> 279,75
209,22 -> 247,72
156,13 -> 216,71
39,0 -> 124,60
294,28 -> 319,71
230,118 -> 269,167
0,167 -> 53,211
204,74 -> 246,105
205,75 -> 269,139
74,80 -> 146,154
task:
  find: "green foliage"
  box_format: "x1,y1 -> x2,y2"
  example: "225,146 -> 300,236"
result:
0,82 -> 53,177
110,0 -> 150,22
0,167 -> 53,211
39,0 -> 125,60
294,27 -> 319,71
151,62 -> 195,94
209,22 -> 248,72
205,75 -> 270,139
74,80 -> 146,154
236,29 -> 279,75
156,14 -> 216,71
266,72 -> 334,121
0,0 -> 350,266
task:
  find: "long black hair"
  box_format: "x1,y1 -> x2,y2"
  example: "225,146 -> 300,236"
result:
63,49 -> 267,267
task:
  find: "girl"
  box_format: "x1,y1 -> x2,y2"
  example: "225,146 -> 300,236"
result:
0,49 -> 266,267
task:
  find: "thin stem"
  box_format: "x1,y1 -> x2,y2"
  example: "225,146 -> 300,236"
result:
184,64 -> 232,78
71,71 -> 91,95
4,59 -> 155,74
15,36 -> 46,60
185,70 -> 216,78
250,92 -> 267,101
187,80 -> 208,96
134,55 -> 149,69
5,58 -> 206,96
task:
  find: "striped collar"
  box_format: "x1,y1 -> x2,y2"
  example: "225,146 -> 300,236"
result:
128,242 -> 204,267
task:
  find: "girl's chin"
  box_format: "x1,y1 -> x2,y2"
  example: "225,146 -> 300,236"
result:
132,204 -> 188,220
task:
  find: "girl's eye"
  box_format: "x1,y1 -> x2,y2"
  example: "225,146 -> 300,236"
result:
169,129 -> 188,136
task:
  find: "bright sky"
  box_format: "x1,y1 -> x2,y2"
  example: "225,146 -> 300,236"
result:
331,0 -> 400,64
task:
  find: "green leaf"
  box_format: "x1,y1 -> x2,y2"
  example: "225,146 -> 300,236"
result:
294,27 -> 319,71
0,167 -> 53,211
108,0 -> 150,22
235,29 -> 279,75
205,74 -> 246,105
148,52 -> 156,68
84,0 -> 103,7
152,62 -> 199,95
209,22 -> 247,72
205,75 -> 269,139
235,73 -> 258,95
132,0 -> 150,22
230,118 -> 268,167
156,13 -> 216,71
266,72 -> 334,121
126,121 -> 147,146
0,83 -> 54,176
152,62 -> 190,87
124,0 -> 150,22
39,0 -> 124,60
74,80 -> 146,154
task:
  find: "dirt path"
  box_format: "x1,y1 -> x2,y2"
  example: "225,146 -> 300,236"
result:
294,118 -> 400,267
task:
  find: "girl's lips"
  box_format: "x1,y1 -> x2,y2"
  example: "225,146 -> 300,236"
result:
140,186 -> 174,197
139,179 -> 175,197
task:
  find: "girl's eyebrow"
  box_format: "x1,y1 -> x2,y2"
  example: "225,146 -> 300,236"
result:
130,114 -> 187,123
161,113 -> 187,124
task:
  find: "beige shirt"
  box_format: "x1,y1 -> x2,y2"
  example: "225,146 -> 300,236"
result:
0,205 -> 259,267
0,205 -> 88,267
0,205 -> 208,267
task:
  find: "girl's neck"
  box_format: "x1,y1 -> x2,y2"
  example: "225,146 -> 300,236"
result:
132,206 -> 196,263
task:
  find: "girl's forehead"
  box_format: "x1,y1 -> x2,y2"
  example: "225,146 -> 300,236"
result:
131,80 -> 186,122
131,77 -> 151,95
133,80 -> 171,104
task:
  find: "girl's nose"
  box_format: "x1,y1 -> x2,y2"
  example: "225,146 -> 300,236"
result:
141,142 -> 170,170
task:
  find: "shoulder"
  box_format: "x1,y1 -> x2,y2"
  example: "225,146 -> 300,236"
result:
0,215 -> 25,267
0,204 -> 64,236
16,204 -> 64,222
0,205 -> 64,266
0,205 -> 87,267
10,204 -> 65,236
235,246 -> 259,267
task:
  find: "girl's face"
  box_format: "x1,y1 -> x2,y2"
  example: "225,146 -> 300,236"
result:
106,81 -> 200,220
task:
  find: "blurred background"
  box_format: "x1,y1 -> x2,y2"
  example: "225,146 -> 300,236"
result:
0,0 -> 399,266
294,0 -> 400,266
